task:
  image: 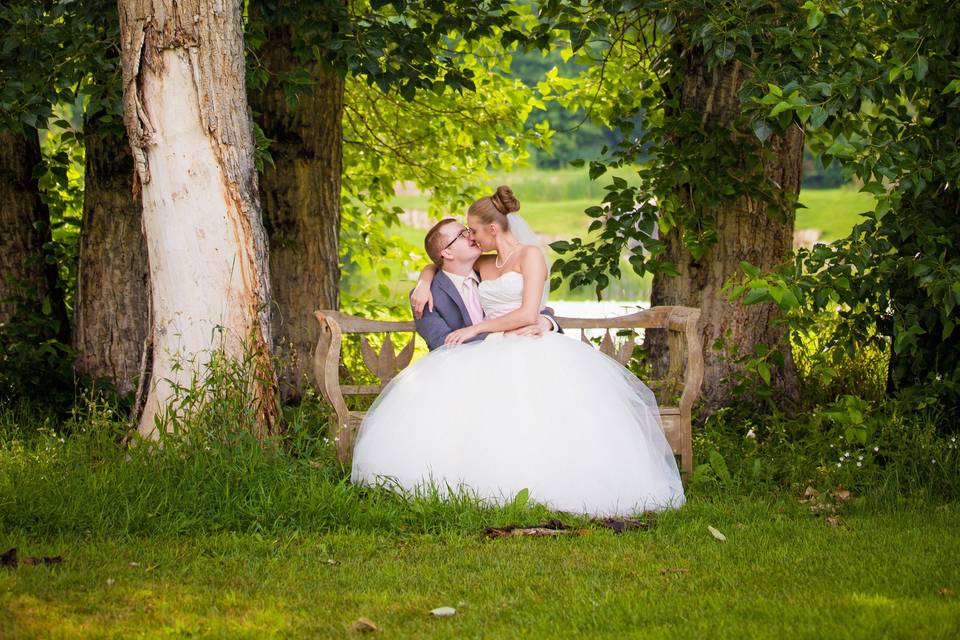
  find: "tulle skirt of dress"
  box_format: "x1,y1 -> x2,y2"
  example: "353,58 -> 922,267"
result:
350,332 -> 685,516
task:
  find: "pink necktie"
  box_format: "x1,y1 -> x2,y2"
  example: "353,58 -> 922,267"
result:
462,277 -> 484,325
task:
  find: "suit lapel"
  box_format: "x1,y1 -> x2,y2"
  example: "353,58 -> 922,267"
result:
436,271 -> 473,327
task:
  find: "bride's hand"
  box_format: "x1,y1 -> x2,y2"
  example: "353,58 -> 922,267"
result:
445,326 -> 478,346
411,282 -> 434,319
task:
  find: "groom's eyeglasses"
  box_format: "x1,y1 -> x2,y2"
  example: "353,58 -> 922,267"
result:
441,227 -> 471,251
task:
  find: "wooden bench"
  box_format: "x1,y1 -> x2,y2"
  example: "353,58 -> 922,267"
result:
313,306 -> 704,481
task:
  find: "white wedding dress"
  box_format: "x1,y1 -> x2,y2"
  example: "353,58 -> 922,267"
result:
350,271 -> 685,516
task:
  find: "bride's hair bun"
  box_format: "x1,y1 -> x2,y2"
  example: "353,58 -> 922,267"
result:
468,185 -> 520,230
490,185 -> 520,215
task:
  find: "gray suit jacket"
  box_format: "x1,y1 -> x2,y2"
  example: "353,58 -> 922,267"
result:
412,271 -> 560,351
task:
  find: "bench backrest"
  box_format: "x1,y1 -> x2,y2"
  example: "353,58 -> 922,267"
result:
313,306 -> 703,481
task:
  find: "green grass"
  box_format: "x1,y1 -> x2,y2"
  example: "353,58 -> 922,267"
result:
2,384 -> 959,637
3,499 -> 959,638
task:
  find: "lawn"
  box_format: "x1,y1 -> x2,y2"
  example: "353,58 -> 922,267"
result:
3,498 -> 958,638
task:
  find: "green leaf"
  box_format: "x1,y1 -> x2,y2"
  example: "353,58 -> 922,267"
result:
915,55 -> 928,82
752,120 -> 773,142
808,106 -> 828,130
511,487 -> 529,509
656,14 -> 676,34
744,288 -> 769,305
708,450 -> 732,486
740,261 -> 761,278
770,101 -> 793,117
756,361 -> 772,386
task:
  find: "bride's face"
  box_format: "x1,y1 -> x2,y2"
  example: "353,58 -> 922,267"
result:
467,214 -> 497,252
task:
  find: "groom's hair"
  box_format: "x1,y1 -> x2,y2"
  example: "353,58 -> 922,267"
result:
424,218 -> 458,267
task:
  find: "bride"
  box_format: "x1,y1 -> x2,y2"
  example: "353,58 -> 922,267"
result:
350,186 -> 685,516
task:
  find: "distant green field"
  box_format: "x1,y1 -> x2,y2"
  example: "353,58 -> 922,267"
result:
391,168 -> 873,242
348,170 -> 876,303
797,186 -> 876,241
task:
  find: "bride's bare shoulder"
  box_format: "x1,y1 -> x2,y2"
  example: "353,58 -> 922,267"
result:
519,245 -> 547,268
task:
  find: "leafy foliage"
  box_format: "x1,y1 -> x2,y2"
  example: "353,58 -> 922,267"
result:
732,0 -> 960,409
533,1 -> 806,298
338,36 -> 549,309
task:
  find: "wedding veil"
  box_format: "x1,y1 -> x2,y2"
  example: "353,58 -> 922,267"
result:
507,212 -> 544,253
507,212 -> 551,300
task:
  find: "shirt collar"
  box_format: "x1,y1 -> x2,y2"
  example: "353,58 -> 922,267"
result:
442,270 -> 478,290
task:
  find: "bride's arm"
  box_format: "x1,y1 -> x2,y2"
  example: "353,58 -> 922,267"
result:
444,247 -> 547,345
410,263 -> 438,319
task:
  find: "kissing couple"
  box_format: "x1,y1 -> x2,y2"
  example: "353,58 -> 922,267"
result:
351,186 -> 685,516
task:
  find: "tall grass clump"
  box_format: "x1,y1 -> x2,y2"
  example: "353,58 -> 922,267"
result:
0,350 -> 559,538
692,308 -> 959,501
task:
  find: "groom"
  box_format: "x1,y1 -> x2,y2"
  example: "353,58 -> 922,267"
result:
412,218 -> 560,350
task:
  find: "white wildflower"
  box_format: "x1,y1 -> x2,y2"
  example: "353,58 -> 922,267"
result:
746,428 -> 756,439
856,462 -> 862,467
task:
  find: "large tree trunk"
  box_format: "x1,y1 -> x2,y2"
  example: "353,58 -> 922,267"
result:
0,129 -> 68,339
118,0 -> 278,438
73,121 -> 149,396
649,57 -> 803,412
248,18 -> 344,402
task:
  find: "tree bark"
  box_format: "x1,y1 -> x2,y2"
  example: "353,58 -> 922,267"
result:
118,0 -> 278,437
73,120 -> 149,396
248,20 -> 344,402
649,57 -> 803,412
0,129 -> 68,339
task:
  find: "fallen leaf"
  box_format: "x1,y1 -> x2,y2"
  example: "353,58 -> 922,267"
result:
707,526 -> 727,542
21,555 -> 63,566
350,617 -> 379,633
832,486 -> 852,502
484,520 -> 577,538
809,501 -> 837,515
937,587 -> 955,598
430,607 -> 457,617
1,548 -> 18,568
595,516 -> 653,534
824,515 -> 843,527
800,486 -> 820,502
106,578 -> 115,586
308,460 -> 324,470
659,567 -> 689,576
324,559 -> 340,565
2,548 -> 63,568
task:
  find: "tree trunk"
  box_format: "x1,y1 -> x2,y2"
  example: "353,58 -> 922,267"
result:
118,0 -> 278,438
649,57 -> 803,412
0,129 -> 68,339
248,20 -> 344,402
73,121 -> 149,396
